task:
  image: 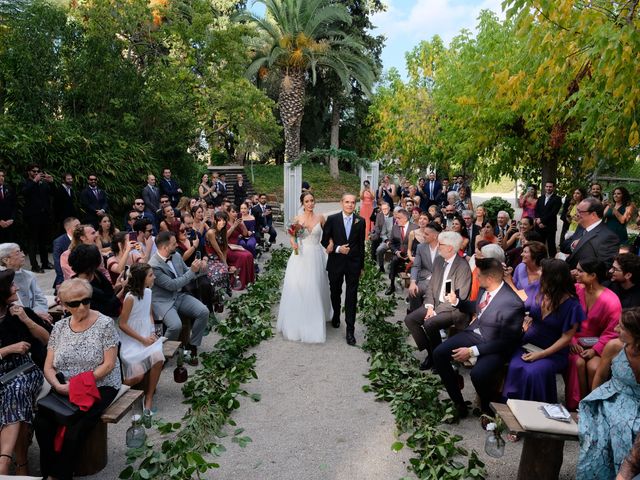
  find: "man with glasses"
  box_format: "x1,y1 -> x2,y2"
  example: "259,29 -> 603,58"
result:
133,218 -> 157,262
129,199 -> 155,231
562,197 -> 619,268
605,253 -> 640,308
21,164 -> 54,272
79,174 -> 108,228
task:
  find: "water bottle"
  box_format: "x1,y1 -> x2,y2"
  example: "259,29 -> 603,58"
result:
125,414 -> 147,448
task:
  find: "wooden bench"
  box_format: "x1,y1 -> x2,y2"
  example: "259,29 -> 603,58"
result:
490,402 -> 578,480
74,389 -> 144,476
163,340 -> 181,359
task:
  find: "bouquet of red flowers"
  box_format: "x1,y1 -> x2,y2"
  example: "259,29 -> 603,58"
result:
287,223 -> 305,255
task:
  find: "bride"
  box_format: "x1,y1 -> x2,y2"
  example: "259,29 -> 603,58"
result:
276,192 -> 332,343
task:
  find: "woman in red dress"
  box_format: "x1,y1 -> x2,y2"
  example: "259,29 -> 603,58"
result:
359,180 -> 375,235
226,206 -> 255,289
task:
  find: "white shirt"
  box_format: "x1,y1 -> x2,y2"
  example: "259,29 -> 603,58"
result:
585,219 -> 602,233
336,214 -> 354,254
425,255 -> 456,309
158,252 -> 177,276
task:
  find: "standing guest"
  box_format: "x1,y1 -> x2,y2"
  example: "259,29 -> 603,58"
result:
436,178 -> 451,208
0,169 -> 16,244
462,210 -> 480,258
424,172 -> 441,209
604,186 -> 633,244
563,198 -> 620,269
141,174 -> 160,224
474,205 -> 487,229
377,175 -> 396,211
417,177 -> 429,211
209,172 -> 222,207
97,214 -> 118,249
159,204 -> 181,235
257,193 -> 277,244
158,168 -> 182,207
589,182 -> 604,202
53,217 -> 81,290
433,258 -> 524,417
404,231 -> 472,370
565,259 -> 622,410
21,164 -> 54,272
503,259 -> 584,403
577,308 -> 640,480
0,270 -> 49,476
407,222 -> 442,312
519,185 -> 538,219
359,180 -> 375,235
385,209 -> 418,295
534,180 -> 562,257
216,174 -> 227,204
148,232 -> 209,358
117,263 -> 164,414
52,173 -> 77,230
560,187 -> 587,241
198,173 -> 214,205
233,174 -> 247,209
79,174 -> 108,228
239,203 -> 258,257
34,278 -> 121,480
226,206 -> 256,288
606,253 -> 640,309
0,244 -> 52,323
457,185 -> 473,212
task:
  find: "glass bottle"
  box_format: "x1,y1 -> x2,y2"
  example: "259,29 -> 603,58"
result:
125,414 -> 147,448
484,423 -> 506,458
173,347 -> 188,383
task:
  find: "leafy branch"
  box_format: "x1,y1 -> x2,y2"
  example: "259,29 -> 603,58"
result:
291,147 -> 374,170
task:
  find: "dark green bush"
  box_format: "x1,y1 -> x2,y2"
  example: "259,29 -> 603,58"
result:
479,195 -> 515,221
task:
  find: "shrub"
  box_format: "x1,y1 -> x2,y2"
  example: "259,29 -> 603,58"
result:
479,196 -> 515,221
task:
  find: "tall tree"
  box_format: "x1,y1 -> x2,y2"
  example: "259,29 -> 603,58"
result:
237,0 -> 375,164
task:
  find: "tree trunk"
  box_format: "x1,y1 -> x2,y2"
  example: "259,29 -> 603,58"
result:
541,152 -> 558,185
278,69 -> 306,162
329,99 -> 341,179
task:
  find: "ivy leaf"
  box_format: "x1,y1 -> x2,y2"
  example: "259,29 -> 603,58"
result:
391,441 -> 404,452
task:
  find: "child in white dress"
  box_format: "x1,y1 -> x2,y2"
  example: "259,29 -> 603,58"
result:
118,263 -> 164,413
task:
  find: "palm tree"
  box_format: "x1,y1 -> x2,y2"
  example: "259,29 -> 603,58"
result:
237,0 -> 375,166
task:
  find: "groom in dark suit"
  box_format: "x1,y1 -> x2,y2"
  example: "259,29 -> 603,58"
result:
321,194 -> 366,346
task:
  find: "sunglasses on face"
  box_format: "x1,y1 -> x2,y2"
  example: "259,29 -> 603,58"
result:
65,297 -> 92,308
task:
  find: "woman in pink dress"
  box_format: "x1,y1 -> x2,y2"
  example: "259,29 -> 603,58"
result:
519,185 -> 538,220
226,206 -> 255,290
359,180 -> 375,235
565,259 -> 622,410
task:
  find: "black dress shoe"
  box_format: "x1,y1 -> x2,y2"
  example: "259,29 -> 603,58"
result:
419,357 -> 433,371
346,333 -> 356,346
32,267 -> 44,274
41,263 -> 54,270
456,403 -> 469,419
384,286 -> 395,295
331,318 -> 340,328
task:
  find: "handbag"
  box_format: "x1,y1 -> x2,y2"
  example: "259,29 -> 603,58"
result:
37,391 -> 81,425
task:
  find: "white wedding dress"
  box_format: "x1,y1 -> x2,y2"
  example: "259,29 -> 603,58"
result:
276,222 -> 332,343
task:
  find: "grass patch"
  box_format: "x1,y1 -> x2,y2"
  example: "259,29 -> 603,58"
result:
473,176 -> 516,194
249,164 -> 361,202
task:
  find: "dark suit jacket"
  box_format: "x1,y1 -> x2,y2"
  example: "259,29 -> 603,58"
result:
534,194 -> 562,231
142,184 -> 161,215
21,179 -> 52,220
79,186 -> 108,224
0,184 -> 16,221
251,204 -> 265,231
159,178 -> 181,205
466,224 -> 480,257
424,255 -> 472,325
564,222 -> 620,269
52,233 -> 71,288
321,212 -> 366,273
425,180 -> 441,202
389,222 -> 418,255
53,184 -> 78,222
456,284 -> 524,356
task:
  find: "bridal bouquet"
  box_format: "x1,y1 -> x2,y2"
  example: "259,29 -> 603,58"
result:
287,223 -> 305,255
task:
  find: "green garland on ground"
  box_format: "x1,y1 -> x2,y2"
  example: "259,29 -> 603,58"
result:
357,259 -> 487,480
120,248 -> 290,480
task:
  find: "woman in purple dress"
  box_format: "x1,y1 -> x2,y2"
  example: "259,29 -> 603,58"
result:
503,259 -> 585,403
511,241 -> 546,312
238,203 -> 258,257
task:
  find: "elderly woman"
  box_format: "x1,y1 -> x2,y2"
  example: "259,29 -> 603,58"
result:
0,270 -> 49,475
34,278 -> 121,480
0,243 -> 51,324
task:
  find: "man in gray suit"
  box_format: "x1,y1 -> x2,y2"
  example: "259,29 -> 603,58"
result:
369,202 -> 394,271
404,231 -> 472,370
149,231 -> 210,359
142,174 -> 160,225
407,222 -> 442,312
385,209 -> 418,295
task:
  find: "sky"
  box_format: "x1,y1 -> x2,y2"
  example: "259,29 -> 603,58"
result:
369,0 -> 505,78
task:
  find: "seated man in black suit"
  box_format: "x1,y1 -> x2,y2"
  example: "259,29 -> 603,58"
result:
385,208 -> 418,295
433,258 -> 524,418
404,231 -> 472,369
606,253 -> 640,309
561,197 -> 619,269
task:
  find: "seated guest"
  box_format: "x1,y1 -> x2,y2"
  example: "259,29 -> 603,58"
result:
256,194 -> 277,244
370,202 -> 393,272
238,203 -> 258,257
0,243 -> 52,323
434,258 -> 524,417
468,240 -> 490,301
0,270 -> 49,475
407,223 -> 442,312
148,232 -> 209,358
462,210 -> 480,258
510,241 -> 547,311
159,204 -> 181,235
617,433 -> 640,480
450,217 -> 469,255
606,253 -> 640,308
385,209 -> 417,295
502,259 -> 584,403
504,216 -> 534,251
560,187 -> 587,241
69,244 -> 125,319
404,231 -> 472,370
176,196 -> 193,219
106,232 -> 142,283
495,211 -> 517,251
53,217 -> 80,290
407,212 -> 431,262
204,212 -> 231,292
577,308 -> 640,480
133,218 -> 157,262
176,220 -> 200,266
97,214 -> 118,249
60,224 -> 109,281
34,278 -> 121,480
117,263 -> 164,413
562,197 -> 620,269
565,258 -> 622,410
191,205 -> 208,239
476,219 -> 499,247
226,206 -> 255,289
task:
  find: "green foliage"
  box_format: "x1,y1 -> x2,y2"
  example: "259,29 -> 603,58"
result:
120,248 -> 290,480
293,147 -> 372,171
357,255 -> 486,479
479,196 -> 515,221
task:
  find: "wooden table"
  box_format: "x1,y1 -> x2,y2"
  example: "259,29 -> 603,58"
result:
490,402 -> 578,480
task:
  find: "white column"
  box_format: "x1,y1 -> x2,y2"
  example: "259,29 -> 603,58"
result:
284,162 -> 302,226
359,161 -> 380,190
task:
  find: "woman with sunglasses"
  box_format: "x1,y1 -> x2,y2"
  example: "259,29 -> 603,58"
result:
34,277 -> 121,480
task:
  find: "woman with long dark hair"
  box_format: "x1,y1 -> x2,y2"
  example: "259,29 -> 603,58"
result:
604,186 -> 633,244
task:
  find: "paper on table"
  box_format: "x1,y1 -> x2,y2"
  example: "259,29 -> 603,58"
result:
506,399 -> 578,436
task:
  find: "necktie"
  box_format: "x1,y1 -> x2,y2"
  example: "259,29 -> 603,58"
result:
345,216 -> 352,238
93,188 -> 99,199
165,257 -> 177,276
429,182 -> 434,200
400,225 -> 405,242
478,292 -> 491,312
0,187 -> 4,200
